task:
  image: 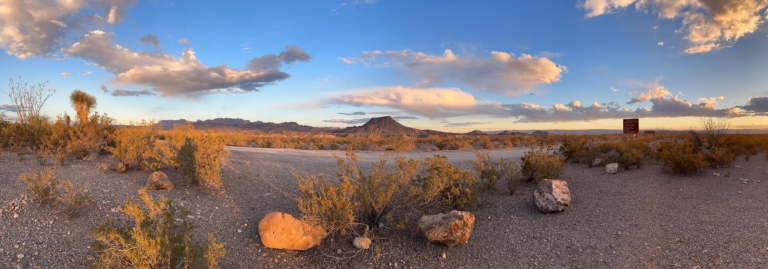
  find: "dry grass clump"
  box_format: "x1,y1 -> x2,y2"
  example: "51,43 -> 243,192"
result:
21,167 -> 95,217
89,188 -> 226,269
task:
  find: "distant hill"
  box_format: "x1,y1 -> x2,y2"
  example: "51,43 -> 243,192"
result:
197,118 -> 253,125
334,116 -> 449,136
243,121 -> 337,132
157,118 -> 336,132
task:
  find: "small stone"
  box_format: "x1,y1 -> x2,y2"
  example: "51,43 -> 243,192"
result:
13,213 -> 18,219
713,173 -> 720,177
108,161 -> 128,173
441,253 -> 446,259
14,245 -> 19,249
237,229 -> 242,233
353,237 -> 371,250
337,249 -> 342,255
146,172 -> 174,191
17,253 -> 24,259
606,163 -> 618,174
378,222 -> 384,228
592,158 -> 602,167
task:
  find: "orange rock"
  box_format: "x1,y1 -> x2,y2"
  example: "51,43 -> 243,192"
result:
146,171 -> 173,190
258,212 -> 326,250
417,210 -> 475,247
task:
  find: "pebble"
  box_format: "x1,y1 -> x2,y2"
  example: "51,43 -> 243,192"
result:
14,213 -> 18,219
14,245 -> 19,249
17,253 -> 24,259
337,249 -> 342,254
441,253 -> 446,259
237,229 -> 242,233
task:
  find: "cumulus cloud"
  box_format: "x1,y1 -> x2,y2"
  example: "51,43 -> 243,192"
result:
581,0 -> 768,54
657,42 -> 664,46
111,89 -> 153,97
341,49 -> 566,96
739,96 -> 768,112
0,0 -> 138,59
626,78 -> 672,104
327,85 -> 754,123
139,34 -> 161,47
177,38 -> 191,45
322,116 -> 416,125
65,31 -> 311,98
61,72 -> 69,78
328,86 -> 506,119
338,111 -> 366,116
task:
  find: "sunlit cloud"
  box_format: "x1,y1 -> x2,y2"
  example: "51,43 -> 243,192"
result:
177,38 -> 191,45
61,72 -> 69,78
581,0 -> 768,54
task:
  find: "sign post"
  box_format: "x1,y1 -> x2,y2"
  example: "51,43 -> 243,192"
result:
623,119 -> 639,134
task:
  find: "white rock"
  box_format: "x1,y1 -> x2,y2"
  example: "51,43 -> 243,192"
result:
713,173 -> 720,177
533,179 -> 571,213
16,253 -> 24,259
592,158 -> 602,167
606,163 -> 618,174
353,236 -> 371,250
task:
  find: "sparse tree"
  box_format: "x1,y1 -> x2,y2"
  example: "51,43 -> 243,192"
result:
2,77 -> 55,125
69,90 -> 97,124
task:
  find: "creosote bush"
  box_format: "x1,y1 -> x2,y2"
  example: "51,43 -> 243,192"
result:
90,188 -> 226,269
296,174 -> 357,235
158,123 -> 230,188
657,142 -> 709,174
470,151 -> 514,193
21,167 -> 95,217
412,155 -> 478,210
109,120 -> 160,170
520,147 -> 567,182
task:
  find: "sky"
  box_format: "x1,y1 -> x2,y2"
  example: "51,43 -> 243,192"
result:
1,0 -> 768,132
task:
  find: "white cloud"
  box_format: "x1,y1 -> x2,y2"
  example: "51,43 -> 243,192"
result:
78,70 -> 93,76
658,42 -> 664,46
66,31 -> 311,98
342,49 -> 566,96
0,0 -> 138,60
177,38 -> 191,45
626,77 -> 672,104
332,0 -> 377,13
581,0 -> 768,54
61,72 -> 69,78
611,87 -> 621,92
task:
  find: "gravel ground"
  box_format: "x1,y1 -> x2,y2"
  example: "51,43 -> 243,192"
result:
1,147 -> 767,269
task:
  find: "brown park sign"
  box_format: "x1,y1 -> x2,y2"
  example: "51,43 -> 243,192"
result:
623,119 -> 639,134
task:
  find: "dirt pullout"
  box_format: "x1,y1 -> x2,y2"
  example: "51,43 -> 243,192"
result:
1,149 -> 767,268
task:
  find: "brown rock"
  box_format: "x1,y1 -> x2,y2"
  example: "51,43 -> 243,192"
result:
146,172 -> 173,190
83,152 -> 99,161
417,210 -> 475,247
533,179 -> 571,213
258,212 -> 326,250
108,161 -> 127,173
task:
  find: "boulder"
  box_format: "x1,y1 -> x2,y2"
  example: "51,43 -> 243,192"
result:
258,212 -> 326,250
606,163 -> 618,174
417,211 -> 475,247
533,179 -> 571,213
146,172 -> 173,190
108,161 -> 128,173
353,236 -> 371,250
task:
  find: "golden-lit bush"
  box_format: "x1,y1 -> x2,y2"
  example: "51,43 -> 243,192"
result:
109,120 -> 160,170
702,147 -> 733,168
21,167 -> 60,205
656,142 -> 709,174
55,180 -> 95,218
520,147 -> 567,182
158,123 -> 230,188
413,155 -> 478,210
470,151 -> 514,193
296,174 -> 357,235
68,113 -> 113,159
89,188 -> 226,269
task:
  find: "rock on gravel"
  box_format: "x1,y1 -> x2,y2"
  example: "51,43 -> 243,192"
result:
146,171 -> 174,190
258,212 -> 326,250
108,161 -> 127,173
606,163 -> 618,174
353,236 -> 371,249
533,179 -> 571,213
417,210 -> 475,248
592,158 -> 602,167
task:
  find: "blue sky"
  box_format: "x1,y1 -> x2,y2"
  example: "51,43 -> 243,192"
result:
1,0 -> 768,132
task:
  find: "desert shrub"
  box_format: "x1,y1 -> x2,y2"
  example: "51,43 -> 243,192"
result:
702,147 -> 733,168
55,180 -> 95,218
412,155 -> 478,210
384,137 -> 415,152
68,113 -> 113,159
434,138 -> 472,151
109,120 -> 160,170
470,151 -> 513,193
555,137 -> 585,162
520,147 -> 567,182
337,150 -> 421,227
506,163 -> 522,195
90,188 -> 226,269
160,123 -> 230,188
33,145 -> 52,165
477,139 -> 496,149
21,167 -> 60,205
699,116 -> 730,148
657,142 -> 709,174
614,147 -> 644,170
577,143 -> 601,167
296,174 -> 357,235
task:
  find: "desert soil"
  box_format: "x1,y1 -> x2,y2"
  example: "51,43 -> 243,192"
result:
1,147 -> 768,269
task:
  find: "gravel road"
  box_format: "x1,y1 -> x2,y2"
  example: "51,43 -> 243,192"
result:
1,148 -> 767,268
